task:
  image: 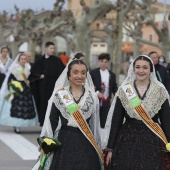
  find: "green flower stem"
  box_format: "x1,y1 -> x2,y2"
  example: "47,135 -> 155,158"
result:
39,154 -> 46,170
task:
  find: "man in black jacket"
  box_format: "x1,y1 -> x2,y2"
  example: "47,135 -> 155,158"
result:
29,42 -> 65,126
148,51 -> 170,96
90,53 -> 117,128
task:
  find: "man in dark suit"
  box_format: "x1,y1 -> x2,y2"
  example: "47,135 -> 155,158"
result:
24,51 -> 33,70
29,41 -> 65,126
148,51 -> 170,97
90,53 -> 117,128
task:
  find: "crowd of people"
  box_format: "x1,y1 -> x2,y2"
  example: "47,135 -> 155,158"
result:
0,42 -> 170,170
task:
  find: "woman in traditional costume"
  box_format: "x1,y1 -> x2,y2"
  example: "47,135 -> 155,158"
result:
104,55 -> 170,169
0,46 -> 13,88
0,53 -> 38,133
36,59 -> 104,170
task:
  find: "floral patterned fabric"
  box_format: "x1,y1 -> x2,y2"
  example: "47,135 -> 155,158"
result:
49,126 -> 101,170
10,80 -> 36,119
108,119 -> 165,170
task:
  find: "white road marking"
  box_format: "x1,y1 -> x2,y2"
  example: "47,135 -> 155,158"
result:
0,132 -> 39,160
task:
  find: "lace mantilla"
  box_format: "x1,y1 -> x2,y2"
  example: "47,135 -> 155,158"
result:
118,80 -> 169,120
0,57 -> 13,74
101,55 -> 169,150
53,86 -> 95,127
11,64 -> 30,80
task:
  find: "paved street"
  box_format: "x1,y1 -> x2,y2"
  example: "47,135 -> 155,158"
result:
0,125 -> 41,170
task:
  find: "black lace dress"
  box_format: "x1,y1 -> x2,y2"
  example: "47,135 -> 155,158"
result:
107,85 -> 170,170
9,74 -> 36,119
48,93 -> 101,170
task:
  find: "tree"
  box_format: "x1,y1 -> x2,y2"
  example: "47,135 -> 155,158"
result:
8,1 -> 75,59
72,0 -> 117,66
0,11 -> 12,47
125,0 -> 170,61
90,21 -> 116,69
123,1 -> 147,57
113,0 -> 135,82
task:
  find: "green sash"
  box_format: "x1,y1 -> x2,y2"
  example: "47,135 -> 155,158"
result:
15,64 -> 29,87
122,83 -> 168,144
57,88 -> 104,161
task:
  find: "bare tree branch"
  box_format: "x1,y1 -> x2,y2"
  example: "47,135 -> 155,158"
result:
149,19 -> 163,38
90,32 -> 106,41
135,37 -> 161,48
80,0 -> 90,13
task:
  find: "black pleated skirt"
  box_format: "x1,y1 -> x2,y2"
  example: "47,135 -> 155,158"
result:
108,119 -> 170,170
10,81 -> 36,119
49,126 -> 101,170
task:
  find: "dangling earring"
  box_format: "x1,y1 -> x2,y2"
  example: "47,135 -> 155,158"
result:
82,79 -> 86,86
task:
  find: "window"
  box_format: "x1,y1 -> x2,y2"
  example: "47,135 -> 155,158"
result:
149,34 -> 153,42
100,44 -> 105,47
96,23 -> 100,29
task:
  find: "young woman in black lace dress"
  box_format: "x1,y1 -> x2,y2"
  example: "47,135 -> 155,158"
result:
37,59 -> 104,170
0,54 -> 38,133
104,55 -> 170,170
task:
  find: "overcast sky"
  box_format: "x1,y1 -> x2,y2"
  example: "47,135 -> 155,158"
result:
0,0 -> 56,13
0,0 -> 169,14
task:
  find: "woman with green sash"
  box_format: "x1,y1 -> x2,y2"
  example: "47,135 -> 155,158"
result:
37,59 -> 103,170
0,53 -> 38,133
103,55 -> 170,169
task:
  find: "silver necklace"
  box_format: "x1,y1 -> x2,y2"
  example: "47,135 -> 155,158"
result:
137,86 -> 147,92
